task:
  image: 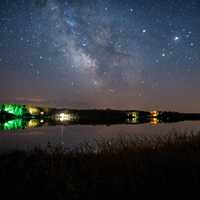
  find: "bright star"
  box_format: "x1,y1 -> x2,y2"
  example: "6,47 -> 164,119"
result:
82,42 -> 87,47
174,36 -> 179,41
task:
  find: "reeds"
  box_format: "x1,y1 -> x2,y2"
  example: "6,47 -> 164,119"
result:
1,130 -> 200,199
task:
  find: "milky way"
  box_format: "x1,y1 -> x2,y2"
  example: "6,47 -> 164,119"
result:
0,0 -> 200,111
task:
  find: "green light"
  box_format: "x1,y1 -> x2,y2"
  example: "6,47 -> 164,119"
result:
2,119 -> 25,130
3,104 -> 25,116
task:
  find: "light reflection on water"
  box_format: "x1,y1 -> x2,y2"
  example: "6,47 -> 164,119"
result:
0,121 -> 200,152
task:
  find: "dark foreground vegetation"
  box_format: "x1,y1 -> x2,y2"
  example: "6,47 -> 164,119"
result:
1,131 -> 200,199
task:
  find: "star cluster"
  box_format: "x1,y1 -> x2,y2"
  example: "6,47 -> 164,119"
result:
0,0 -> 200,111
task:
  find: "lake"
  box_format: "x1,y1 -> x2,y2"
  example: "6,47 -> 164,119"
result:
0,120 -> 200,152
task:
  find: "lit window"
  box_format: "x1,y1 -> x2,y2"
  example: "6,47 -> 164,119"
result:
56,113 -> 73,122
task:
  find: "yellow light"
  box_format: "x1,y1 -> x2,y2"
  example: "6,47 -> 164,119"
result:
150,118 -> 159,125
151,111 -> 159,117
27,106 -> 40,115
27,119 -> 39,128
129,112 -> 138,118
40,119 -> 44,123
127,118 -> 137,124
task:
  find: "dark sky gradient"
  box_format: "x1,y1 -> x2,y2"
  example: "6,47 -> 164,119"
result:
0,0 -> 200,112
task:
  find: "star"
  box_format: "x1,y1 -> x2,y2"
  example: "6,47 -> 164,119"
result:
190,42 -> 194,47
174,36 -> 180,41
0,0 -> 200,112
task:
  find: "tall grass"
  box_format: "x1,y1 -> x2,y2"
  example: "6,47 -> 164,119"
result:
1,130 -> 200,199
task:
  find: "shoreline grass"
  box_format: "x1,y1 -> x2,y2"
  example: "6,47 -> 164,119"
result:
1,131 -> 200,199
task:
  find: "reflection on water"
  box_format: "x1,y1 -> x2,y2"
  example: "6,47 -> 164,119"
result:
0,119 -> 43,130
150,118 -> 160,125
0,119 -> 200,152
1,103 -> 200,131
2,119 -> 25,130
1,110 -> 200,152
0,117 -> 189,131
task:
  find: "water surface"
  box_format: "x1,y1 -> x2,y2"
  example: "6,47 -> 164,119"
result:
0,121 -> 200,152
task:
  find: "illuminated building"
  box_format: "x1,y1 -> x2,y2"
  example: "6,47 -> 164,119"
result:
150,111 -> 159,118
56,113 -> 72,122
3,104 -> 25,116
0,104 -> 49,117
128,112 -> 139,119
26,105 -> 41,115
55,112 -> 75,122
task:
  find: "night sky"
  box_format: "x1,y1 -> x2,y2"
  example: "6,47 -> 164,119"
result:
0,0 -> 200,112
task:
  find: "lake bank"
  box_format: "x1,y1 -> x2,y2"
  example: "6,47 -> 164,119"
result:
1,131 -> 200,199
